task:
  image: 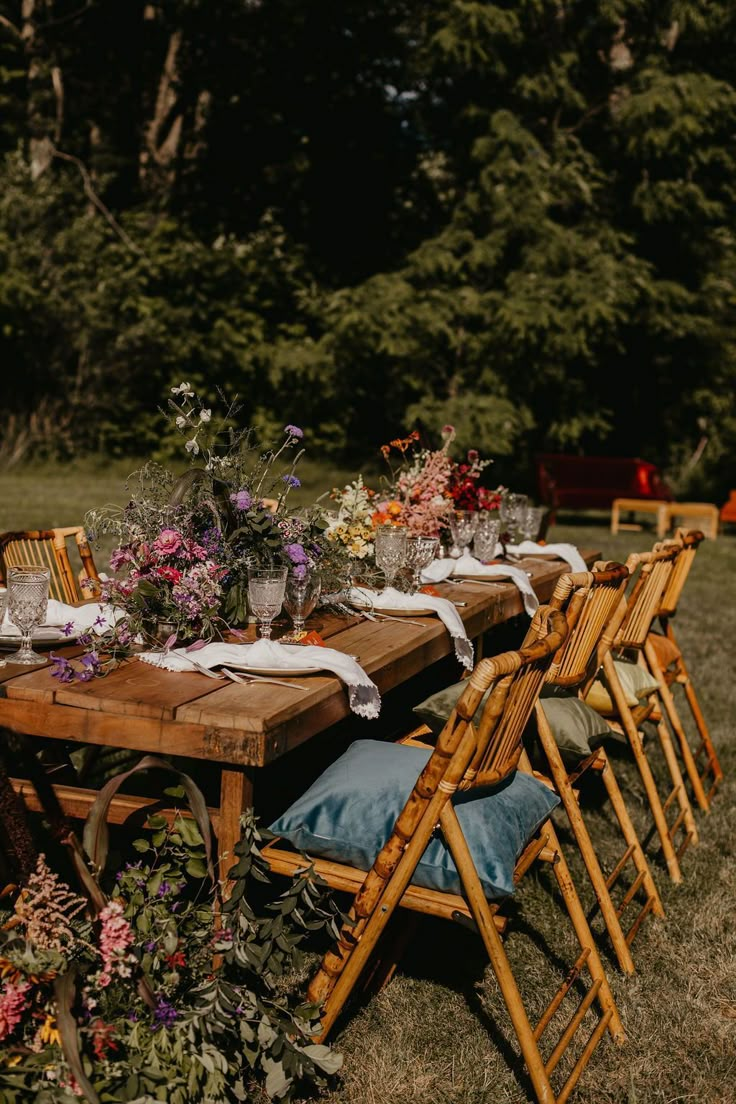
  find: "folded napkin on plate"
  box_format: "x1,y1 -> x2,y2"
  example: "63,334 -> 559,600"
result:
421,554 -> 539,617
0,599 -> 119,637
505,541 -> 587,573
348,586 -> 474,670
138,639 -> 381,719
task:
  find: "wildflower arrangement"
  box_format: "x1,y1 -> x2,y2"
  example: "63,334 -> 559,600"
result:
324,475 -> 378,561
0,800 -> 343,1104
84,384 -> 337,649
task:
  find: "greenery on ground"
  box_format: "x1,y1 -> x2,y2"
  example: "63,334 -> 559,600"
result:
2,463 -> 735,1102
2,2 -> 736,496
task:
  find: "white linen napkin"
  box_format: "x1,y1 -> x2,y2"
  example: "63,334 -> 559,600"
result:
138,639 -> 381,719
421,554 -> 539,617
348,586 -> 474,670
0,599 -> 120,638
506,541 -> 587,573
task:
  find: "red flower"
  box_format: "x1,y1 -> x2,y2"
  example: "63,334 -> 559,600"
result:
154,566 -> 182,584
165,950 -> 186,969
91,1019 -> 118,1061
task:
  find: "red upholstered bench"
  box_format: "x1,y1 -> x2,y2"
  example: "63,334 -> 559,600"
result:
536,454 -> 672,513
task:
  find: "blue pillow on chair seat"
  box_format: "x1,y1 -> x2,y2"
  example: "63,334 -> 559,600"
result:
269,740 -> 560,901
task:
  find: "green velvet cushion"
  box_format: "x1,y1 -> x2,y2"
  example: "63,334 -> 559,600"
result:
412,679 -> 487,736
538,695 -> 621,758
585,659 -> 660,715
269,739 -> 559,900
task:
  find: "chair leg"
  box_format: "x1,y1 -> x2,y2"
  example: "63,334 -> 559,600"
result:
530,715 -> 636,974
665,625 -> 724,792
643,642 -> 710,813
441,805 -> 624,1104
602,652 -> 682,883
597,749 -> 665,920
652,714 -> 699,848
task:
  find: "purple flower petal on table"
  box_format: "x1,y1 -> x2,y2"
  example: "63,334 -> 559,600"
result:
62,621 -> 76,636
185,639 -> 207,652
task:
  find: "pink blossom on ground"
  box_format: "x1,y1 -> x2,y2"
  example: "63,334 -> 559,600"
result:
0,979 -> 31,1040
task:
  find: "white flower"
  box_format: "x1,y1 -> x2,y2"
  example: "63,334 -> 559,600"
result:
199,408 -> 212,424
175,415 -> 187,428
171,382 -> 194,397
185,438 -> 200,455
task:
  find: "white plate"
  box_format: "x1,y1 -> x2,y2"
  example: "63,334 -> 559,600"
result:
226,663 -> 323,677
0,627 -> 78,649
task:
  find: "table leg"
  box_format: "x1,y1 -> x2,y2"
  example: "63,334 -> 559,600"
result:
218,767 -> 254,882
657,504 -> 670,539
610,502 -> 620,535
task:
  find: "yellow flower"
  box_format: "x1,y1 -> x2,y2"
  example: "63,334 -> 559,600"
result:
38,1014 -> 61,1048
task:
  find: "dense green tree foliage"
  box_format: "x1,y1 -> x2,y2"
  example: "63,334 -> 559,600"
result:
1,0 -> 734,496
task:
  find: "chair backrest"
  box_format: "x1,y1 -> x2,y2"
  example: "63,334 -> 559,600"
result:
614,545 -> 678,650
545,561 -> 630,692
0,527 -> 100,603
657,529 -> 704,619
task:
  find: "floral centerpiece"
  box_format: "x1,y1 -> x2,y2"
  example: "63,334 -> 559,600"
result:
0,800 -> 342,1104
325,427 -> 501,572
83,384 -> 344,656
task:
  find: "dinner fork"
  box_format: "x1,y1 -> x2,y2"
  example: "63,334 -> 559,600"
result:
221,667 -> 308,692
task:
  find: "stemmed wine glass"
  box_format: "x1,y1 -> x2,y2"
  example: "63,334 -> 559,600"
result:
247,566 -> 288,639
405,536 -> 439,592
448,510 -> 478,557
283,569 -> 321,636
519,505 -> 545,543
6,565 -> 50,665
374,526 -> 408,588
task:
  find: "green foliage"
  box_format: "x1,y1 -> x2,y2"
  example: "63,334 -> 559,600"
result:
1,0 -> 735,495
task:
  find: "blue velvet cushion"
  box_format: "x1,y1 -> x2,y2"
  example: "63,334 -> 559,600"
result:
269,739 -> 559,900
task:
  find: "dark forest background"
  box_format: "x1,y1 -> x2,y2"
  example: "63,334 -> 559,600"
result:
1,0 -> 735,497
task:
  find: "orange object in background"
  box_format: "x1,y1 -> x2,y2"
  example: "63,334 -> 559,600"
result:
720,490 -> 736,525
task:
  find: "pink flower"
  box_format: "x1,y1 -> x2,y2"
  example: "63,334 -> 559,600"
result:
152,529 -> 183,557
0,979 -> 31,1040
98,900 -> 135,987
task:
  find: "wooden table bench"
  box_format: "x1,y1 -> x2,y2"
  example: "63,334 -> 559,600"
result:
0,552 -> 598,878
610,498 -> 671,538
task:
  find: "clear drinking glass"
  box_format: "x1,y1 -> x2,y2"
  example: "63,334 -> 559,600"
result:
247,566 -> 288,639
6,565 -> 50,665
499,493 -> 528,543
473,517 -> 501,562
0,588 -> 7,669
374,525 -> 408,588
405,536 -> 439,591
519,505 -> 545,543
284,570 -> 321,635
448,510 -> 479,557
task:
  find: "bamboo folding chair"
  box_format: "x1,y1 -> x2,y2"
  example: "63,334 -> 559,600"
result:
264,608 -> 626,1104
642,530 -> 724,810
0,527 -> 100,603
594,546 -> 698,884
530,563 -> 664,975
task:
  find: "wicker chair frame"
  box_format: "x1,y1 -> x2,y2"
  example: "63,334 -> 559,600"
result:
264,607 -> 626,1104
0,527 -> 100,604
530,562 -> 663,975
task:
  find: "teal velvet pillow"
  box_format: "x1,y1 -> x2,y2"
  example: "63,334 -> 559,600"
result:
538,695 -> 621,759
412,679 -> 487,736
269,740 -> 559,901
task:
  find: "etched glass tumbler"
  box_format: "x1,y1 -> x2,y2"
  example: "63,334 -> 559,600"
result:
405,536 -> 439,591
473,517 -> 501,562
284,570 -> 321,635
499,493 -> 528,543
374,525 -> 408,588
448,510 -> 478,557
247,566 -> 288,639
6,565 -> 50,665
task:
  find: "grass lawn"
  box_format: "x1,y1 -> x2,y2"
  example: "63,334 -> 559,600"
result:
1,464 -> 735,1103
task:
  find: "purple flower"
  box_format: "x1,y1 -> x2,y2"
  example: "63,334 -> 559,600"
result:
62,621 -> 76,637
292,563 -> 308,581
156,881 -> 172,898
49,653 -> 75,683
153,997 -> 178,1029
230,490 -> 253,511
145,940 -> 157,953
94,615 -> 107,628
282,474 -> 301,489
284,542 -> 308,565
285,424 -> 303,439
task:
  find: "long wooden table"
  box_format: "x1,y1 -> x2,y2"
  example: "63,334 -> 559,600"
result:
0,552 -> 597,876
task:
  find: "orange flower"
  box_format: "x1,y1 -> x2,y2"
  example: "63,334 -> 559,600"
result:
386,501 -> 402,518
